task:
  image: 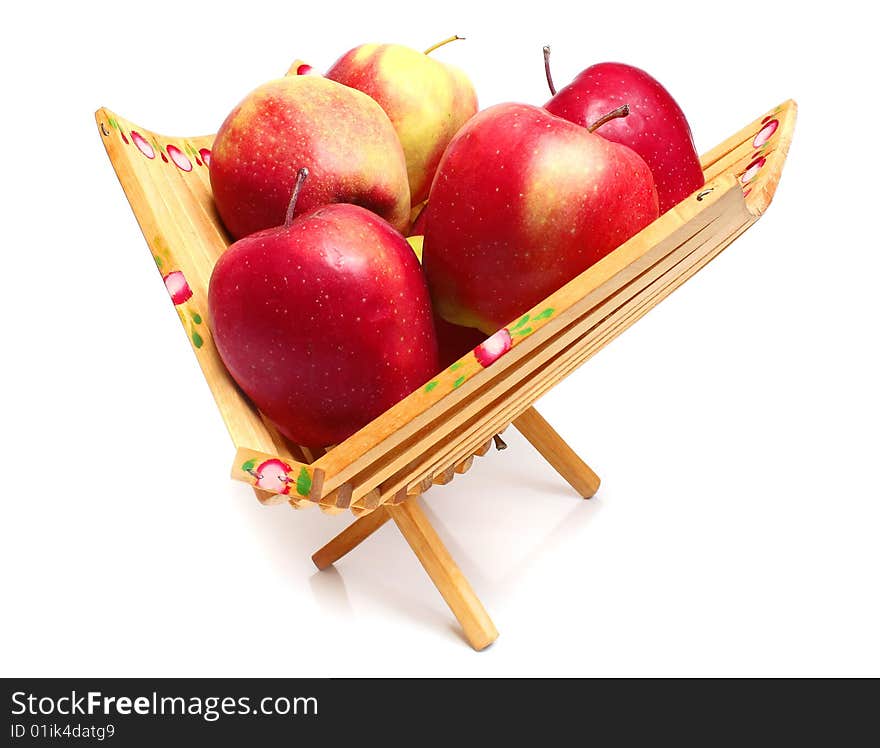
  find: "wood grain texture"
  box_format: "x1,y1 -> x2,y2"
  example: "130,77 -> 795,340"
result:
97,100 -> 796,512
513,407 -> 601,498
387,497 -> 498,651
311,508 -> 391,570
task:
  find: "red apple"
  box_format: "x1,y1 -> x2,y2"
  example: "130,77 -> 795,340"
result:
209,181 -> 438,448
545,58 -> 704,215
422,103 -> 659,333
210,75 -> 410,239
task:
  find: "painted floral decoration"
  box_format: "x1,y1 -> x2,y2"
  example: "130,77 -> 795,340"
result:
131,131 -> 155,159
241,458 -> 313,497
740,109 -> 782,193
166,145 -> 192,172
423,307 -> 555,394
163,270 -> 192,305
753,119 -> 778,149
475,328 -> 512,368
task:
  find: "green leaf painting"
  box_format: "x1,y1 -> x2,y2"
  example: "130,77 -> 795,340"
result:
425,380 -> 439,393
296,467 -> 312,497
241,459 -> 256,473
192,331 -> 204,348
511,313 -> 530,331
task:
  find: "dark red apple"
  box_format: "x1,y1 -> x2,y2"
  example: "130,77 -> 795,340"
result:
422,103 -> 659,334
433,314 -> 486,368
408,202 -> 429,237
545,58 -> 704,214
209,182 -> 438,448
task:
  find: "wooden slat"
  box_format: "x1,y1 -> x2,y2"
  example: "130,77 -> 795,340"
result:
742,101 -> 797,217
343,181 -> 748,503
315,175 -> 742,499
700,105 -> 779,172
231,446 -> 324,501
311,507 -> 391,570
513,408 -> 600,498
433,466 -> 457,485
321,483 -> 353,511
387,497 -> 498,650
454,456 -> 475,475
96,109 -> 320,497
474,439 -> 494,457
373,207 -> 752,503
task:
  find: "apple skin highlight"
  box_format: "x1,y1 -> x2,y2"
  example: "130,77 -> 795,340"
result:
423,103 -> 659,334
210,76 -> 410,239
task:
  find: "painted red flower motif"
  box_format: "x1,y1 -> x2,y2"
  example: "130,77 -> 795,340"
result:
474,328 -> 512,368
198,148 -> 212,167
166,144 -> 192,172
753,119 -> 778,149
131,131 -> 155,159
163,270 -> 192,304
740,156 -> 766,185
296,63 -> 313,75
255,459 -> 291,494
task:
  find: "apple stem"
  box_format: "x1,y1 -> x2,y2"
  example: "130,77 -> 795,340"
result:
543,45 -> 556,96
587,105 -> 630,133
423,35 -> 464,55
284,167 -> 310,227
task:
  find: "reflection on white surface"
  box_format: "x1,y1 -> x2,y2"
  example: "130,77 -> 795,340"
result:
308,566 -> 352,616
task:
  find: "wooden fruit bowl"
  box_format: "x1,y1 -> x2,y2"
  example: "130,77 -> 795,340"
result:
96,97 -> 796,649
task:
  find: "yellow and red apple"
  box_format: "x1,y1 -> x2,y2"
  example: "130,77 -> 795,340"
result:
327,40 -> 478,207
210,75 -> 410,239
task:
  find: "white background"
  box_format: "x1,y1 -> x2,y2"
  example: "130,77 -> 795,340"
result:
2,0 -> 878,677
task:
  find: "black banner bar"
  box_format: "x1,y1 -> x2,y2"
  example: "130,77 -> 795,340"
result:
3,678 -> 876,743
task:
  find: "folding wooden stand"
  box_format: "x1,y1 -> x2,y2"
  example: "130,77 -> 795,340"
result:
97,96 -> 795,650
310,406 -> 598,649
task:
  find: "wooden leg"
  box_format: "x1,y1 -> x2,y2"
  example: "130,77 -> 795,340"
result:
311,507 -> 391,570
387,496 -> 498,651
513,406 -> 601,499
